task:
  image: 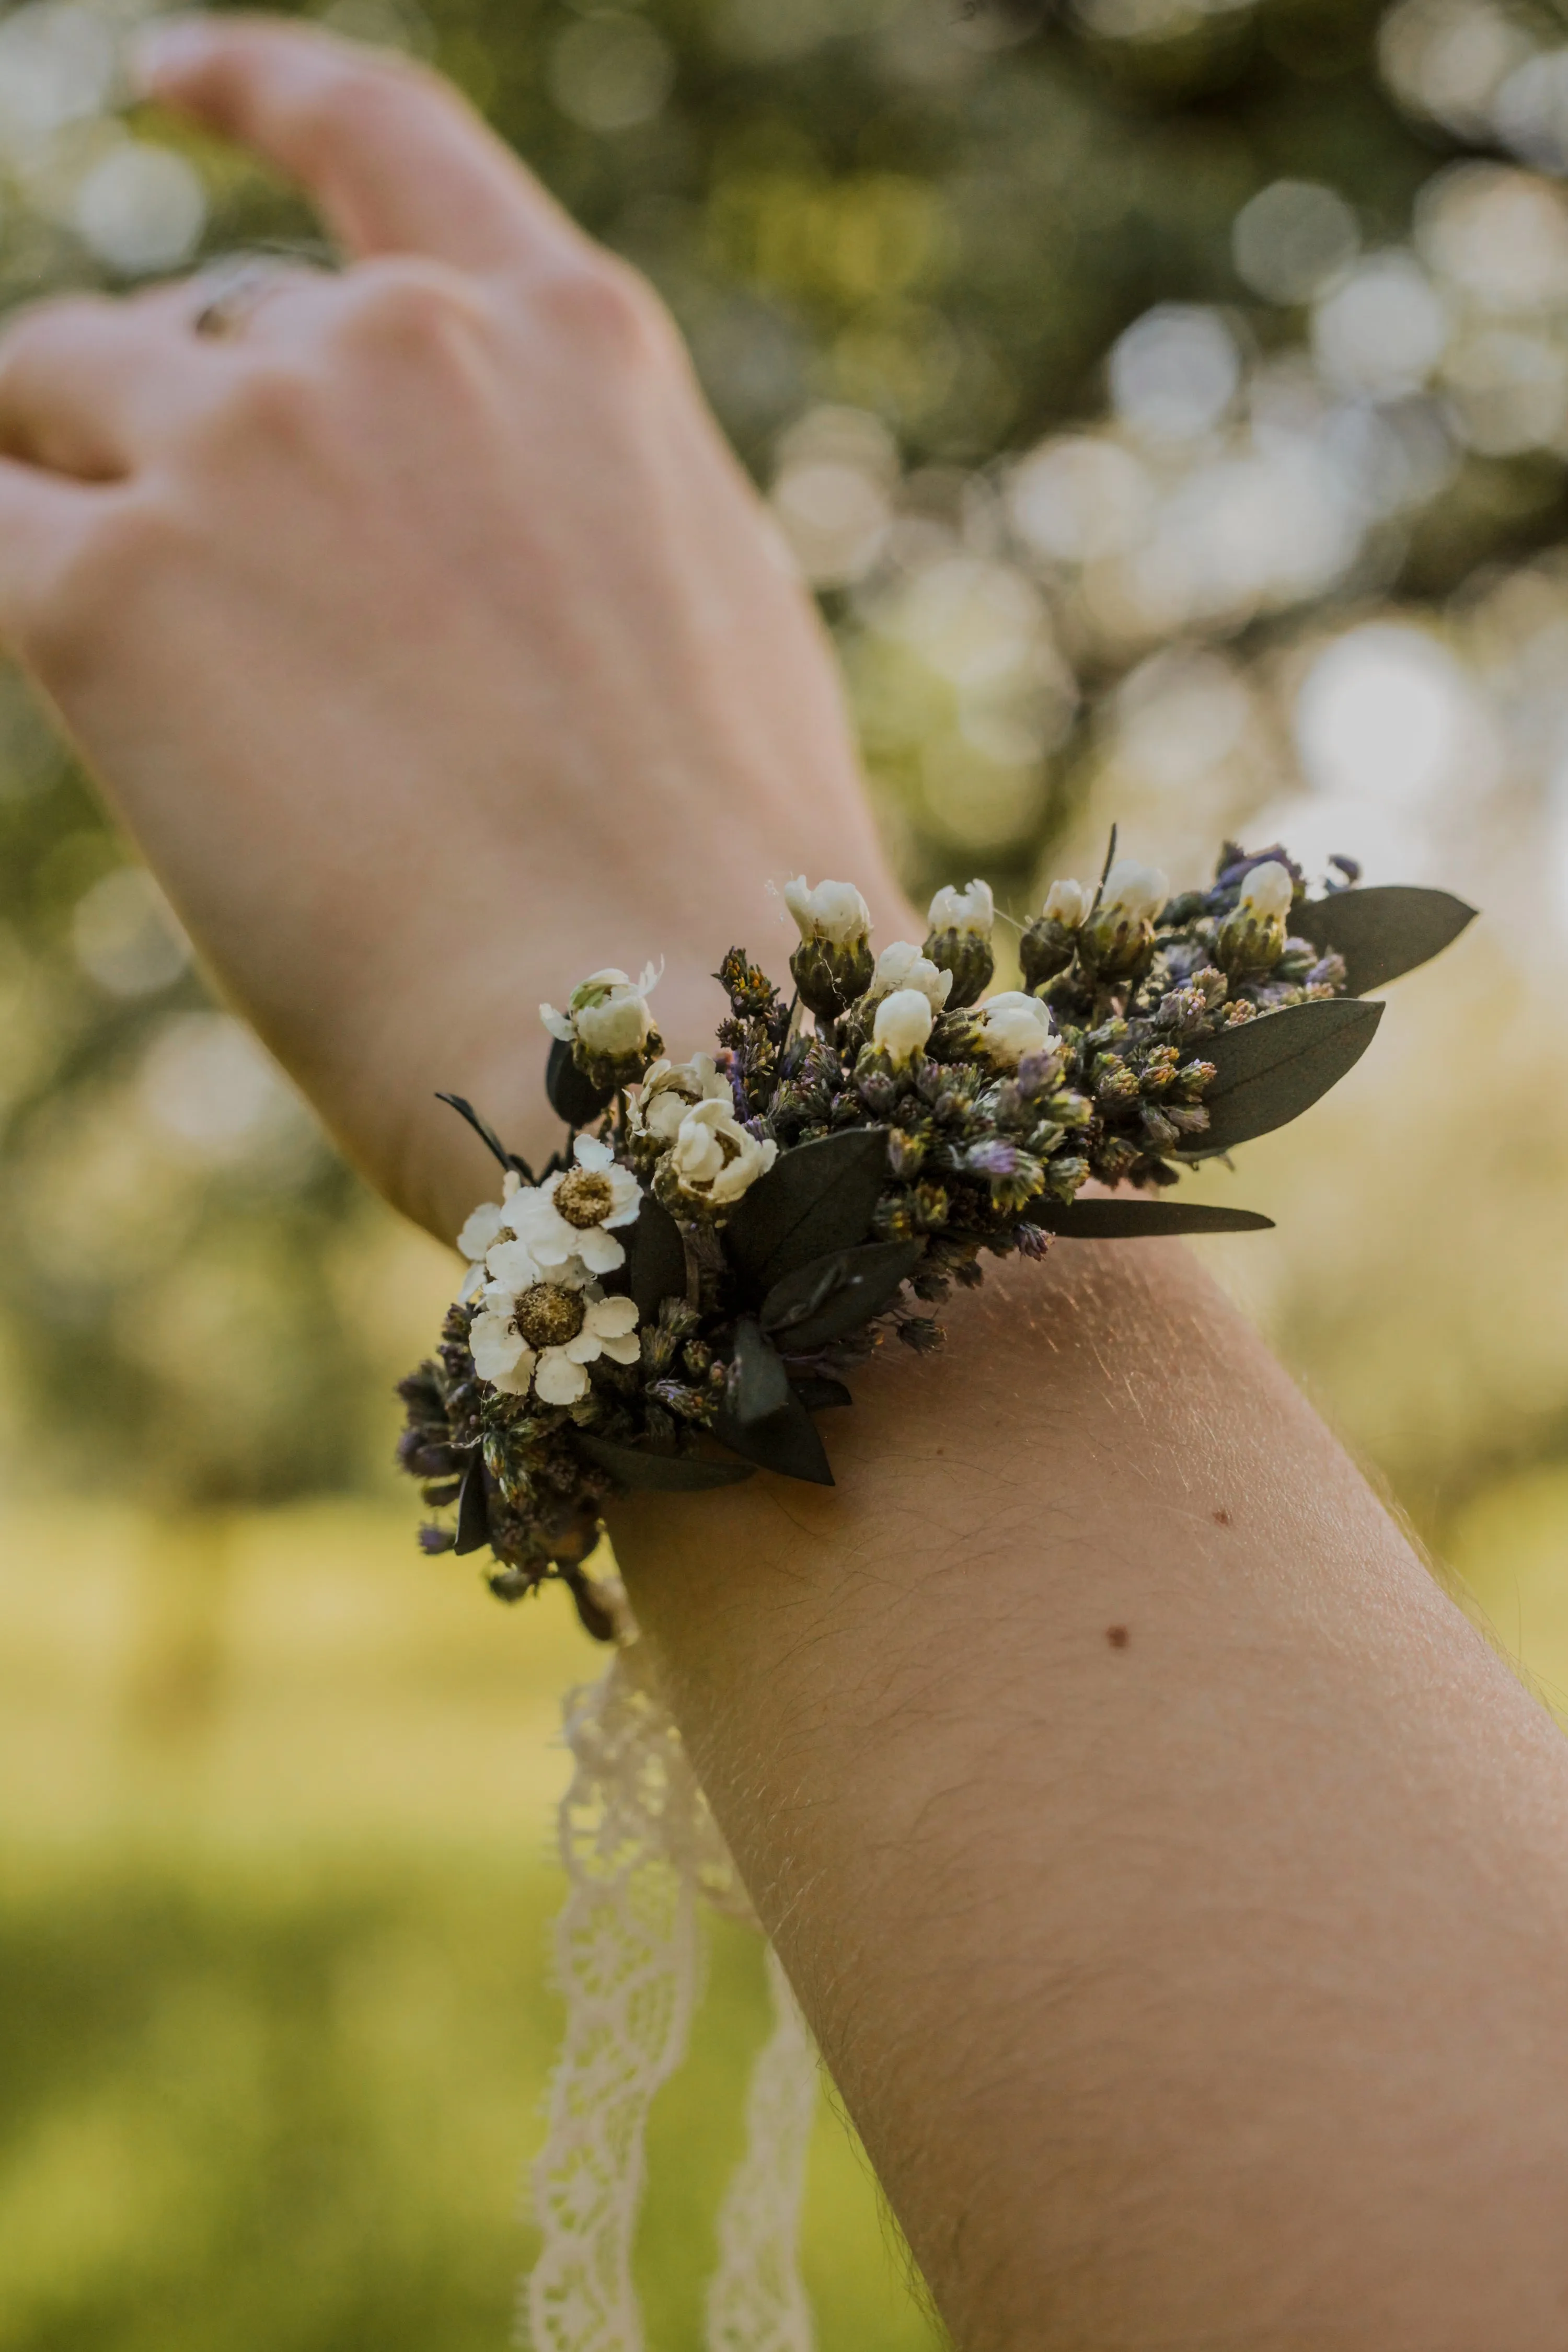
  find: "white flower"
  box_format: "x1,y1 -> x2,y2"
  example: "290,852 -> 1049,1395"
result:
455,1169 -> 523,1267
469,1306 -> 532,1387
927,879 -> 994,937
634,1053 -> 731,1145
869,941 -> 953,1011
667,1098 -> 778,1207
781,875 -> 871,946
1100,859 -> 1169,924
975,991 -> 1056,1069
1043,878 -> 1092,929
506,1135 -> 641,1276
1238,860 -> 1293,920
872,987 -> 937,1063
534,1293 -> 642,1405
540,963 -> 661,1059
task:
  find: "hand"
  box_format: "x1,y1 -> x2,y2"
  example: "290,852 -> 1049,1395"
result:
0,15 -> 909,1238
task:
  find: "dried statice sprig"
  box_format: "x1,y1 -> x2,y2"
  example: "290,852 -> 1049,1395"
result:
398,841 -> 1475,1635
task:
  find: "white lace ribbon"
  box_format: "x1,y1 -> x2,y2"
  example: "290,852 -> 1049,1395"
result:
523,1615 -> 817,2352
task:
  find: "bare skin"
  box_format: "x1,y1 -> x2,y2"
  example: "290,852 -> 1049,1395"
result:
3,21 -> 1568,2348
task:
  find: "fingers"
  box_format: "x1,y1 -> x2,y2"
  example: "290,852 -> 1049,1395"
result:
0,292 -> 211,479
0,459 -> 100,643
131,15 -> 587,274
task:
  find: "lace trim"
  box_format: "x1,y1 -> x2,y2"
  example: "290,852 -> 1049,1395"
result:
523,1623 -> 816,2351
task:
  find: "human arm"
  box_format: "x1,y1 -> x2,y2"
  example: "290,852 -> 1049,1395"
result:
3,23 -> 1568,2349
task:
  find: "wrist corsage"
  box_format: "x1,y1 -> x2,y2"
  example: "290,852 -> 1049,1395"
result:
398,838 -> 1473,1633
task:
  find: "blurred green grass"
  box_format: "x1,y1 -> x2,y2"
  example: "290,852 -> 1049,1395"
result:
0,1500 -> 944,2351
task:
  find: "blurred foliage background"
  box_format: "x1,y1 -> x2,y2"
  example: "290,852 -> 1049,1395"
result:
6,0 -> 1568,2339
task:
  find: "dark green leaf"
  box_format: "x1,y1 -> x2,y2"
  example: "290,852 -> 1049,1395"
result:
790,1375 -> 854,1412
572,1431 -> 756,1491
760,1239 -> 925,1351
732,1316 -> 792,1427
546,1036 -> 617,1128
1030,1200 -> 1275,1237
1292,886 -> 1476,996
1180,998 -> 1383,1158
454,1455 -> 490,1555
714,1390 -> 835,1485
724,1128 -> 889,1294
627,1193 -> 686,1322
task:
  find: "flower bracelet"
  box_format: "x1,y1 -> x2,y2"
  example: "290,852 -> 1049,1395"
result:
398,839 -> 1474,1634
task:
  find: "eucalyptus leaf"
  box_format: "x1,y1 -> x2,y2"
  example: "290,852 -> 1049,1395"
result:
732,1316 -> 792,1427
573,1432 -> 756,1492
1292,885 -> 1476,996
724,1128 -> 889,1294
715,1391 -> 835,1485
1030,1200 -> 1275,1237
546,1036 -> 617,1128
627,1193 -> 687,1322
1180,997 -> 1383,1157
790,1375 -> 854,1412
454,1455 -> 490,1555
760,1239 -> 924,1351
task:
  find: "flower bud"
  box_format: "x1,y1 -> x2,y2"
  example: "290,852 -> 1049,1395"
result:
869,940 -> 953,1013
655,1098 -> 778,1213
873,987 -> 937,1065
1020,874 -> 1093,991
1081,858 -> 1168,977
541,963 -> 663,1091
783,875 -> 874,1017
923,878 -> 995,1009
1217,858 -> 1294,976
975,991 -> 1056,1070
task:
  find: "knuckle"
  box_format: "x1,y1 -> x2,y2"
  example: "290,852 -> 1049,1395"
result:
210,355 -> 325,449
332,259 -> 497,360
532,258 -> 673,369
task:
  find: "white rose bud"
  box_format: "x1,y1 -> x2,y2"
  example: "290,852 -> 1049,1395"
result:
1238,860 -> 1294,920
870,941 -> 953,1012
872,987 -> 937,1064
1043,878 -> 1092,929
1100,859 -> 1169,924
540,962 -> 663,1090
1082,858 -> 1168,976
661,1099 -> 778,1212
782,876 -> 874,1016
923,876 -> 996,1008
975,990 -> 1056,1070
1219,858 -> 1294,975
926,879 -> 994,937
635,1052 -> 730,1146
782,875 -> 872,947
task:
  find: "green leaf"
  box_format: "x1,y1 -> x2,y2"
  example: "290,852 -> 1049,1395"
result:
546,1036 -> 617,1128
1181,998 -> 1383,1158
760,1239 -> 924,1351
1030,1200 -> 1275,1237
732,1316 -> 792,1427
714,1391 -> 835,1485
724,1128 -> 889,1294
627,1194 -> 686,1322
790,1375 -> 854,1412
1292,885 -> 1476,996
454,1455 -> 490,1555
572,1432 -> 756,1492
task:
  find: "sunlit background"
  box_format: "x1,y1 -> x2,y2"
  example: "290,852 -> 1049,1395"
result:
5,0 -> 1568,2342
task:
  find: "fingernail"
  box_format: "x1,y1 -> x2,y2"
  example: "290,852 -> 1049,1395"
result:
127,14 -> 214,94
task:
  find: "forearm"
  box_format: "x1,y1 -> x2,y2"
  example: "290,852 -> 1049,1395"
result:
615,1238 -> 1568,2351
